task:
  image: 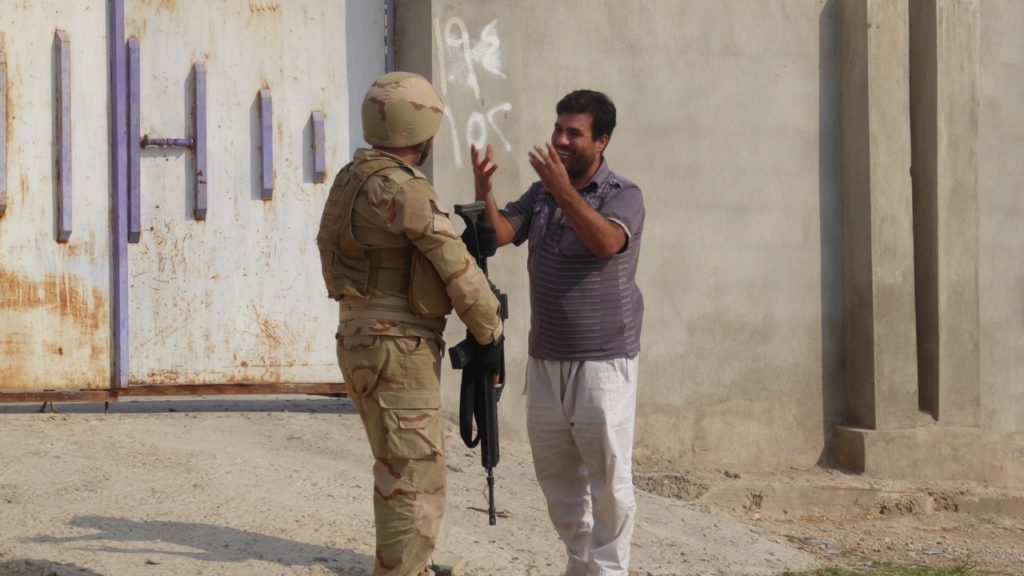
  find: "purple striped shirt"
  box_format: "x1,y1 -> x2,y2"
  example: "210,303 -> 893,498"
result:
502,160 -> 644,361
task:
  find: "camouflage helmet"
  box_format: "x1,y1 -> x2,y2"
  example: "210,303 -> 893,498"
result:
362,72 -> 444,148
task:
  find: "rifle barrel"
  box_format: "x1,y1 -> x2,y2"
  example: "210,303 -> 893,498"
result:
487,466 -> 496,526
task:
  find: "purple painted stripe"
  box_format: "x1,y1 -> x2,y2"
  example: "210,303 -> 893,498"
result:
312,111 -> 326,183
127,37 -> 141,244
109,0 -> 129,388
259,89 -> 273,200
193,62 -> 207,220
0,51 -> 7,217
55,30 -> 72,243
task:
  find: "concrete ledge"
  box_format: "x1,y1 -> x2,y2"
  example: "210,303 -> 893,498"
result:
833,425 -> 983,481
957,496 -> 1024,517
698,480 -> 1024,521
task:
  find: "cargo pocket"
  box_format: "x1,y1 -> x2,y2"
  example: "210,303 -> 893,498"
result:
337,334 -> 381,396
378,388 -> 443,459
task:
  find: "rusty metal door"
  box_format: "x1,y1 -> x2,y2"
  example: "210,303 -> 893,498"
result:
122,0 -> 378,388
0,1 -> 383,394
0,1 -> 112,391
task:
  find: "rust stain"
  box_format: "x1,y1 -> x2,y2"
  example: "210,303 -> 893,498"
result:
138,0 -> 176,12
135,314 -> 191,351
144,369 -> 183,385
249,1 -> 281,14
255,314 -> 283,347
0,268 -> 104,332
0,268 -> 109,390
140,363 -> 297,386
57,237 -> 91,259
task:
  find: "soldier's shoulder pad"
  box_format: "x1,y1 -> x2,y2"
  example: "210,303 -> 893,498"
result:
393,172 -> 437,197
366,165 -> 415,191
395,163 -> 429,181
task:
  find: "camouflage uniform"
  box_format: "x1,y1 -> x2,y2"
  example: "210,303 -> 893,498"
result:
318,72 -> 502,576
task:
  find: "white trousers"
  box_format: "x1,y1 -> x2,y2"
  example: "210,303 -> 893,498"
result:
525,355 -> 638,576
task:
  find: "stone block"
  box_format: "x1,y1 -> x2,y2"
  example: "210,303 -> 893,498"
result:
834,424 -> 983,481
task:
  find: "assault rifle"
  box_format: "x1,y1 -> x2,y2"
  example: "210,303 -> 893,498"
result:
449,201 -> 509,526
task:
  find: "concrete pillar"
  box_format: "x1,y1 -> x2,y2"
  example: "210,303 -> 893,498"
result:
836,0 -> 983,481
393,0 -> 436,180
839,0 -> 919,431
910,0 -> 981,427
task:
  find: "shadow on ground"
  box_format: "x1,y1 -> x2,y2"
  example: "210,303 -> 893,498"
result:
22,515 -> 370,575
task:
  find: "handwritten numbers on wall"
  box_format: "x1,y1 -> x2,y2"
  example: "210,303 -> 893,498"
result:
436,17 -> 513,168
445,102 -> 513,168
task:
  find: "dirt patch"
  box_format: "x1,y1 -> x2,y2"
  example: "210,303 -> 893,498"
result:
1,400 -> 1020,575
633,472 -> 709,501
876,495 -> 922,515
0,397 -> 818,576
631,459 -> 1024,575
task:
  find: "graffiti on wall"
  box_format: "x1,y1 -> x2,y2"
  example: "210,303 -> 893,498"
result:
435,17 -> 512,168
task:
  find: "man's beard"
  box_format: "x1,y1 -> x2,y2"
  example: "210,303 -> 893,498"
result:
563,149 -> 595,181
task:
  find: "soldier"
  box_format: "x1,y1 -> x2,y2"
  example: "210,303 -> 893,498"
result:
317,72 -> 503,576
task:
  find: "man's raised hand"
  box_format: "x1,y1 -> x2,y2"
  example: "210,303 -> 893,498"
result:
528,142 -> 573,198
471,144 -> 498,201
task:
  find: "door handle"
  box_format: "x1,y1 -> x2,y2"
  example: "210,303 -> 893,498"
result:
128,37 -> 208,232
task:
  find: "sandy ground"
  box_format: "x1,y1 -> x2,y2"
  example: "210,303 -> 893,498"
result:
0,396 -> 1020,576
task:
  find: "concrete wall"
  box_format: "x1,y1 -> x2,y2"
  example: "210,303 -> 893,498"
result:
398,0 -> 845,471
978,0 -> 1024,486
398,0 -> 1023,485
840,0 -> 919,432
2,0 -> 1020,487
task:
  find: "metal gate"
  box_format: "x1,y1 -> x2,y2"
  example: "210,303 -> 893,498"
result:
0,0 -> 383,401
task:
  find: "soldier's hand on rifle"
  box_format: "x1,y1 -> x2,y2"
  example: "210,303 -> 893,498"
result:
462,335 -> 503,384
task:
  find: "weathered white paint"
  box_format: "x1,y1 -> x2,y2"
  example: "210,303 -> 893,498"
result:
0,1 -> 111,390
0,0 -> 382,391
125,0 -> 381,385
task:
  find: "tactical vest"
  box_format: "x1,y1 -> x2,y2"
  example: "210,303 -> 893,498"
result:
316,158 -> 452,319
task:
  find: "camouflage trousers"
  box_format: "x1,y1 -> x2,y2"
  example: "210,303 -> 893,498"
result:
338,332 -> 446,576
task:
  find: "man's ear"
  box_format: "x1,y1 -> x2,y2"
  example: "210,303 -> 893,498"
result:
595,134 -> 610,155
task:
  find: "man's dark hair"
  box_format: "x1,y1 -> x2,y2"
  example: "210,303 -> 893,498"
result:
556,90 -> 616,141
